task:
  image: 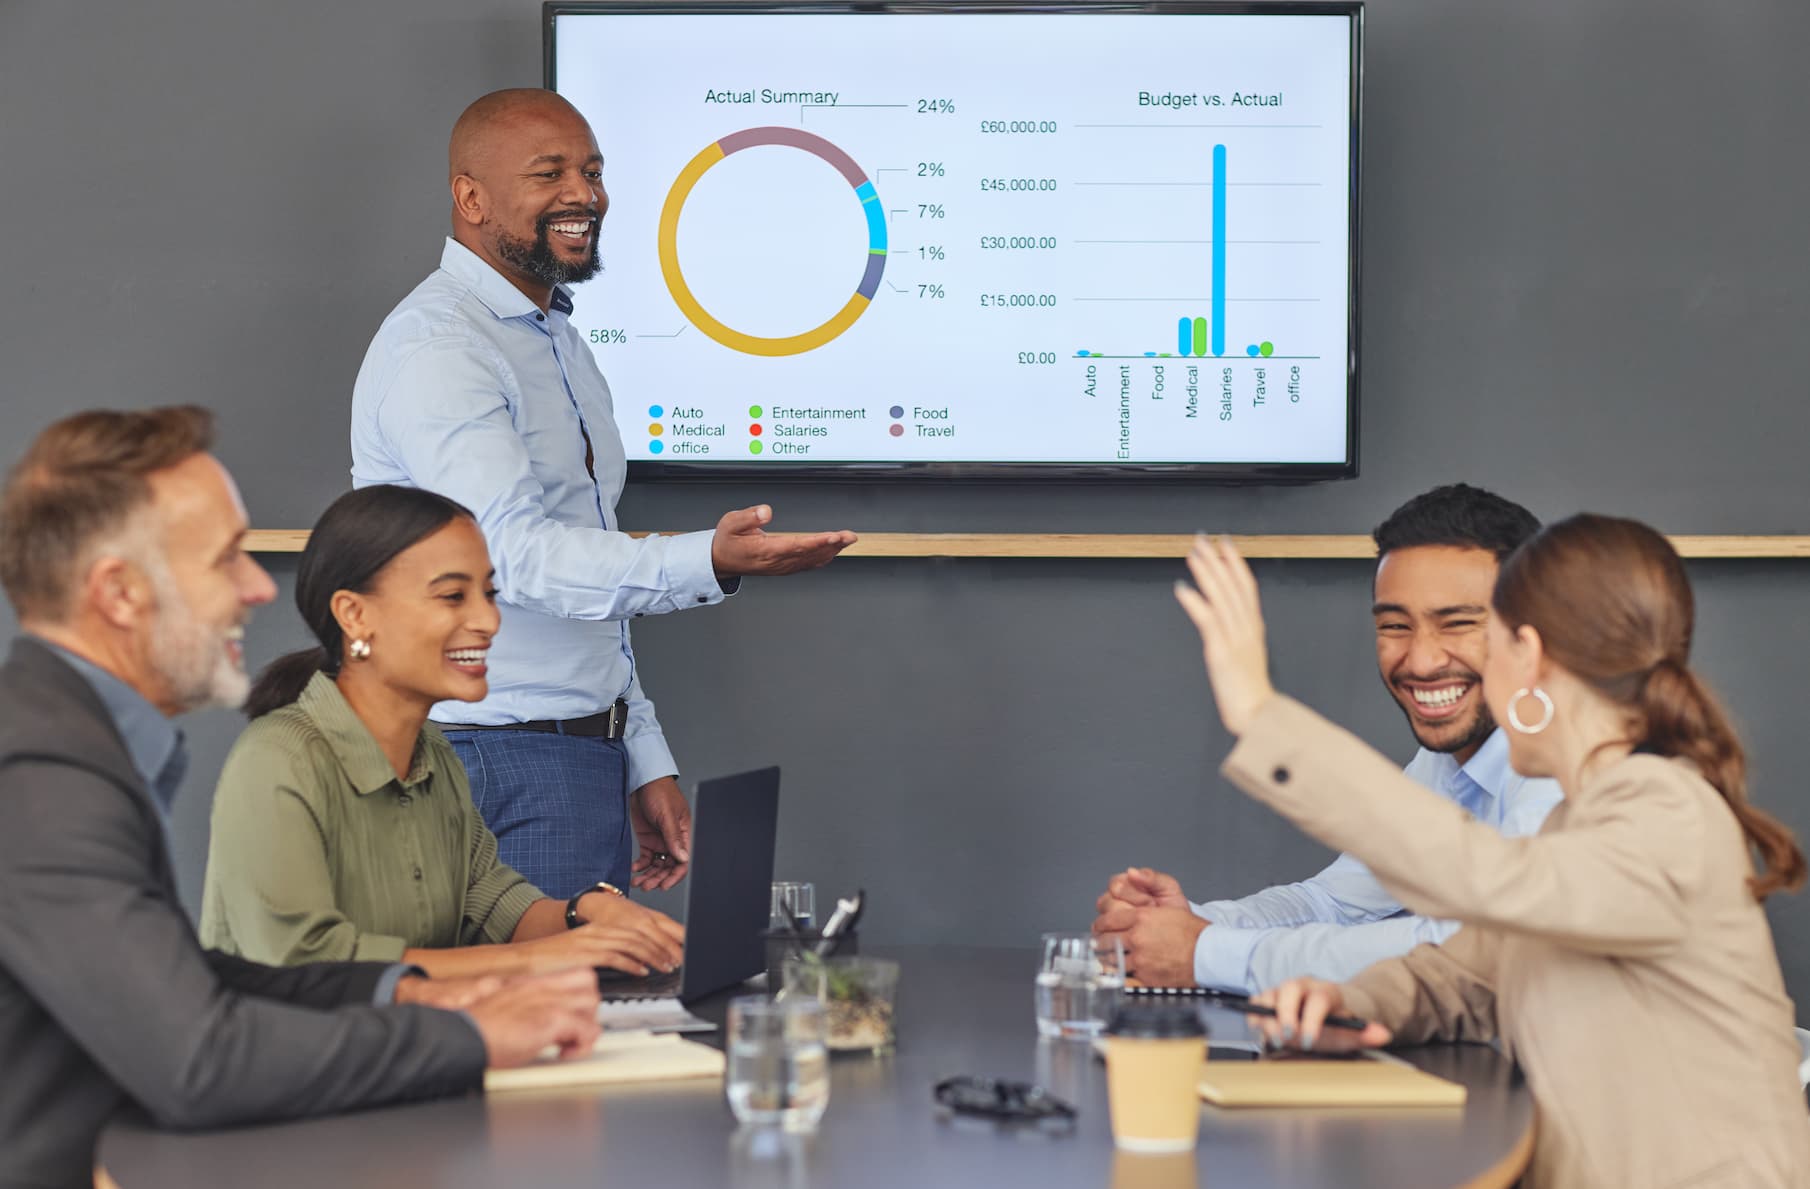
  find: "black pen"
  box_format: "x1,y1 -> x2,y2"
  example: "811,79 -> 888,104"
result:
1127,984 -> 1370,1032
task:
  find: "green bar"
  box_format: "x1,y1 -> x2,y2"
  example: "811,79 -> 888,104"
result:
1191,317 -> 1207,357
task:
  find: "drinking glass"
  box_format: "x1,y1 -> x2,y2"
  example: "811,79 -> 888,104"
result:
770,881 -> 817,931
1035,932 -> 1125,1038
726,994 -> 830,1131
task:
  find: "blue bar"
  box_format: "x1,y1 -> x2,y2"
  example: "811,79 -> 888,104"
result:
1177,317 -> 1191,356
1212,144 -> 1226,357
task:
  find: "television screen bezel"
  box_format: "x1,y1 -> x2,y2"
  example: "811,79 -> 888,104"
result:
544,0 -> 1363,483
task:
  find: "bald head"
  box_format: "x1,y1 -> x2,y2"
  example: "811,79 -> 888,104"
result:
449,88 -> 590,182
446,89 -> 608,307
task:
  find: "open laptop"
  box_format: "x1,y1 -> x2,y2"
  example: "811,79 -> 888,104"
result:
596,766 -> 780,1007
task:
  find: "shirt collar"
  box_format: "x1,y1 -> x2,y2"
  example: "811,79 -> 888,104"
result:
38,640 -> 188,812
1423,727 -> 1513,803
438,237 -> 575,322
295,671 -> 434,795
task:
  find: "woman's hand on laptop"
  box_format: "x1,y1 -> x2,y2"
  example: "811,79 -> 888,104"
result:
516,920 -> 683,976
575,892 -> 686,950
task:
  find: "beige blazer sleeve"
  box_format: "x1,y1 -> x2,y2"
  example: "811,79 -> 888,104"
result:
1340,925 -> 1503,1044
1220,695 -> 1706,958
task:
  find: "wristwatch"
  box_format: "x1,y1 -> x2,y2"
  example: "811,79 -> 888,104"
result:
565,880 -> 625,929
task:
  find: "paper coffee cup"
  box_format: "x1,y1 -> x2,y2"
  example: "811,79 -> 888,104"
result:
1104,1003 -> 1206,1153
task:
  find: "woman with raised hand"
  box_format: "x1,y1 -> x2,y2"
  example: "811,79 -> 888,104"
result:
200,486 -> 683,980
1175,517 -> 1810,1187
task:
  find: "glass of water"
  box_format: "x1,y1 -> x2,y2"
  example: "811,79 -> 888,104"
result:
726,994 -> 830,1132
1035,932 -> 1125,1039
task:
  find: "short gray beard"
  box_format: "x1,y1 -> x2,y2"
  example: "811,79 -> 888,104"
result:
143,558 -> 249,713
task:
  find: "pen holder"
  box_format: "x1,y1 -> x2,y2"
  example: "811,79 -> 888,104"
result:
763,927 -> 860,990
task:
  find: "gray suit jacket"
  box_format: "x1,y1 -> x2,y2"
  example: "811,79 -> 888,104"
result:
0,638 -> 487,1188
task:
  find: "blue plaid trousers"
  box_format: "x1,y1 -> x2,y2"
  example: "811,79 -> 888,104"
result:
444,729 -> 634,900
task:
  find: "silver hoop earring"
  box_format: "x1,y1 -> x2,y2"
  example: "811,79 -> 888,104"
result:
1508,687 -> 1554,734
348,638 -> 372,662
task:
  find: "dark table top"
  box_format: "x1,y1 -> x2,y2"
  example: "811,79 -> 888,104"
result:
102,946 -> 1533,1189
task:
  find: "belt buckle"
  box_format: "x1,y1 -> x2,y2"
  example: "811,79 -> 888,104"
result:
605,698 -> 629,741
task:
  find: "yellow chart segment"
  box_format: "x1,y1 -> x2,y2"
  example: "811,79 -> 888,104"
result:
656,133 -> 884,357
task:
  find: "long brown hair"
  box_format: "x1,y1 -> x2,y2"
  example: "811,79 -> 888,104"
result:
1493,514 -> 1804,899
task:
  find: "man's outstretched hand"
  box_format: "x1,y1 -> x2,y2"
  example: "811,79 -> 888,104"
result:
712,505 -> 856,578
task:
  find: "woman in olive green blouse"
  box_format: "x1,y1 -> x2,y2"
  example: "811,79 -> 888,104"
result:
200,486 -> 683,980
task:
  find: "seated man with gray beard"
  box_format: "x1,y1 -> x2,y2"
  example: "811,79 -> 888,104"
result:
0,406 -> 602,1187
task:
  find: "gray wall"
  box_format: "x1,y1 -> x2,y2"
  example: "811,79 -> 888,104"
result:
5,1 -> 1810,1000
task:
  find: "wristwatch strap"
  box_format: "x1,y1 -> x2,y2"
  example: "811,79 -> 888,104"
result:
565,880 -> 625,929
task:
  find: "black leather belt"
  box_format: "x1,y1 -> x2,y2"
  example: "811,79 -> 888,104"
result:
433,698 -> 629,742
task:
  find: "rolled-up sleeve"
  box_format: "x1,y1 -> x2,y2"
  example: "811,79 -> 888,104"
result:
370,336 -> 726,622
461,800 -> 546,945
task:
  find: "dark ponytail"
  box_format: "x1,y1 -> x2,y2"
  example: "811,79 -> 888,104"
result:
1495,514 -> 1806,901
244,485 -> 475,718
243,646 -> 334,719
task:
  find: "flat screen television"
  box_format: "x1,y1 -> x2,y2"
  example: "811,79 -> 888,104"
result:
544,1 -> 1362,480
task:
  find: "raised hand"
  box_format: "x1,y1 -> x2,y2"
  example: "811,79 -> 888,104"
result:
1173,533 -> 1277,736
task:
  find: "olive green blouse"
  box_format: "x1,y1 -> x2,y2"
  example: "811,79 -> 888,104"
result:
199,672 -> 544,964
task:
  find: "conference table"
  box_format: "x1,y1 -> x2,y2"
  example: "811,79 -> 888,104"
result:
102,946 -> 1535,1188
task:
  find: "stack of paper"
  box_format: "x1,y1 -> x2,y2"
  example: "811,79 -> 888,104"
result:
485,1030 -> 726,1093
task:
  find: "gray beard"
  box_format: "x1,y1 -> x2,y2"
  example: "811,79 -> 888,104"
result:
146,566 -> 249,713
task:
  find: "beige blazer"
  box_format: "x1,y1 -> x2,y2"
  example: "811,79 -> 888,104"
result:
1223,695 -> 1810,1189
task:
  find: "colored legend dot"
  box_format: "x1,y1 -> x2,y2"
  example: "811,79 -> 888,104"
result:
648,423 -> 664,437
649,440 -> 664,454
889,405 -> 904,419
748,405 -> 763,418
648,404 -> 664,418
889,424 -> 904,437
749,423 -> 763,437
749,441 -> 763,455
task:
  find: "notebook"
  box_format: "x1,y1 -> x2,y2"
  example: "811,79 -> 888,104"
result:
1197,1054 -> 1467,1108
484,1030 -> 726,1093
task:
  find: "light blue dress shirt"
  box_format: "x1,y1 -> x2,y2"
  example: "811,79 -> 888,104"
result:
1189,728 -> 1562,992
350,239 -> 728,793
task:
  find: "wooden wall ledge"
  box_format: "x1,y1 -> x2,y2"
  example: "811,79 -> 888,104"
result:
244,531 -> 1810,560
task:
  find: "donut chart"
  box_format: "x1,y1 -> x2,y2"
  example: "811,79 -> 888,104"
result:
656,126 -> 886,357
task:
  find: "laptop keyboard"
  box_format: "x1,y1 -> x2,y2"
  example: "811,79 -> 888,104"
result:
596,966 -> 685,1000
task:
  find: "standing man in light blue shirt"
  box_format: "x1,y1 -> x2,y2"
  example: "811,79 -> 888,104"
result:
351,90 -> 856,900
1094,485 -> 1563,991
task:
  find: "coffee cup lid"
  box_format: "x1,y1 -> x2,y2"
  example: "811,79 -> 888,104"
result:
1107,1000 -> 1207,1039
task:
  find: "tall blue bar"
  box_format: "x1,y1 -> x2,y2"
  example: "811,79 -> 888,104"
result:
1212,143 -> 1226,357
1177,317 -> 1192,356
